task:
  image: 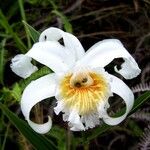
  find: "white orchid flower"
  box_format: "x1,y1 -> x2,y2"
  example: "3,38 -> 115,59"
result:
10,27 -> 141,134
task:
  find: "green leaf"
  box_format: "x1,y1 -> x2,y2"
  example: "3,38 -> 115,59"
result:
22,21 -> 40,43
11,83 -> 22,101
0,33 -> 11,38
0,103 -> 57,150
129,91 -> 150,115
48,125 -> 67,150
0,40 -> 6,85
79,91 -> 150,144
0,10 -> 27,53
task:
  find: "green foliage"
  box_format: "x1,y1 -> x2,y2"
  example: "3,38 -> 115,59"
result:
0,10 -> 27,53
48,126 -> 67,150
0,103 -> 57,150
52,10 -> 73,33
0,39 -> 6,85
129,91 -> 150,115
11,83 -> 22,101
22,21 -> 40,42
1,85 -> 21,103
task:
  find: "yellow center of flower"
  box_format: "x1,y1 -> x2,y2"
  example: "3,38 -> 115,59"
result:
59,71 -> 110,115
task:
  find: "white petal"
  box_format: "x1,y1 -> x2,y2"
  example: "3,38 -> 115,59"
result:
63,32 -> 85,60
10,54 -> 38,78
28,116 -> 52,134
114,57 -> 141,79
21,74 -> 56,134
70,126 -> 83,131
39,27 -> 85,61
54,101 -> 64,115
63,113 -> 69,122
26,41 -> 70,73
81,113 -> 100,130
102,75 -> 134,125
79,39 -> 141,79
68,109 -> 85,131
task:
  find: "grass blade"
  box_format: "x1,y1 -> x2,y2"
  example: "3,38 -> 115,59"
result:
0,39 -> 6,85
129,91 -> 150,115
22,21 -> 40,43
0,10 -> 27,53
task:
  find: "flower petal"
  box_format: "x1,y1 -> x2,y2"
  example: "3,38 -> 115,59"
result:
102,75 -> 134,125
68,109 -> 85,131
26,41 -> 70,73
81,113 -> 100,130
10,54 -> 38,78
79,39 -> 141,79
21,74 -> 56,134
54,100 -> 65,115
39,27 -> 85,61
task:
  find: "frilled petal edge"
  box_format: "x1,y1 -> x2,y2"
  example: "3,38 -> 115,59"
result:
79,39 -> 141,79
21,74 -> 56,134
102,75 -> 134,125
10,54 -> 38,78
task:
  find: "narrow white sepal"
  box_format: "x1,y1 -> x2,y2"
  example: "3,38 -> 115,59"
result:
10,54 -> 38,78
102,74 -> 134,125
21,74 -> 56,134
